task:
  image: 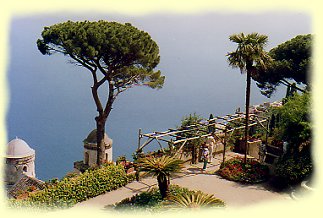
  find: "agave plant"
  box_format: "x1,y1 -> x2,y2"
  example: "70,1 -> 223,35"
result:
138,155 -> 184,199
166,191 -> 225,209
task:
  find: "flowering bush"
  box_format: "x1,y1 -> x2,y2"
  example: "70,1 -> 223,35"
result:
217,156 -> 269,183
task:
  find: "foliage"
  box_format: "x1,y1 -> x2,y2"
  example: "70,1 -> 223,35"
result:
179,113 -> 204,133
46,178 -> 59,185
270,92 -> 311,153
217,156 -> 269,183
227,32 -> 272,74
278,93 -> 310,145
126,172 -> 137,182
275,153 -> 313,185
164,190 -> 225,209
178,113 -> 206,164
112,188 -> 165,211
270,34 -> 311,84
73,160 -> 90,173
8,164 -> 131,210
138,156 -> 184,178
138,156 -> 184,199
62,172 -> 79,180
37,20 -> 164,93
112,185 -> 193,211
116,155 -> 127,164
111,185 -> 224,211
116,155 -> 135,174
208,113 -> 215,133
253,34 -> 311,97
37,20 -> 164,165
265,92 -> 313,187
37,21 -> 163,88
225,118 -> 248,149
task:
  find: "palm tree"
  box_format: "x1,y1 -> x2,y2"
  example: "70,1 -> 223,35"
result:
165,191 -> 225,209
138,155 -> 184,199
227,33 -> 272,163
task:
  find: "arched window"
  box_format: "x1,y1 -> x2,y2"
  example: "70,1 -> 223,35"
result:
105,153 -> 108,161
23,166 -> 28,172
84,152 -> 89,165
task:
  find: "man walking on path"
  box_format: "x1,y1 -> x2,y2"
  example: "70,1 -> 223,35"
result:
202,147 -> 209,171
206,136 -> 216,162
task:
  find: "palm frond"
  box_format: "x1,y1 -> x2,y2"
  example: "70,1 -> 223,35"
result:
165,191 -> 225,209
227,32 -> 272,72
138,155 -> 184,177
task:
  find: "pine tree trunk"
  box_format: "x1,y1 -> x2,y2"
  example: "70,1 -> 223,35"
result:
91,73 -> 115,167
96,115 -> 107,166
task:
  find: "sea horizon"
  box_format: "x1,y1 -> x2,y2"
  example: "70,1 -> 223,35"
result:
7,12 -> 310,181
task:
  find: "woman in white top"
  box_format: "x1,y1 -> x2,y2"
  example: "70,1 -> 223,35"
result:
202,147 -> 209,170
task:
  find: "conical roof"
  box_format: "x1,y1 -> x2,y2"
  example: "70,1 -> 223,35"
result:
6,138 -> 35,158
84,129 -> 113,146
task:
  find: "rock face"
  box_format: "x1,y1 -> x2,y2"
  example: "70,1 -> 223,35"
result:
5,138 -> 36,186
83,129 -> 113,167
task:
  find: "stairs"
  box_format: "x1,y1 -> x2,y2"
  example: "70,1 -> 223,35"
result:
291,180 -> 315,200
264,144 -> 284,164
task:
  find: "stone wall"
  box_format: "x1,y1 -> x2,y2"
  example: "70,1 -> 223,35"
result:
248,139 -> 262,160
5,155 -> 35,185
83,143 -> 113,167
214,142 -> 224,153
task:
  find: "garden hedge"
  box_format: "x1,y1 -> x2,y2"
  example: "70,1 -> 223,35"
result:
9,164 -> 134,210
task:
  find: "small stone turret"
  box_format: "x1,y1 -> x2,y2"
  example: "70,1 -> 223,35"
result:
83,129 -> 113,167
5,138 -> 36,186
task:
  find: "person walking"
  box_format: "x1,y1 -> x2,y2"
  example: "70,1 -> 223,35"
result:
202,147 -> 209,171
206,136 -> 216,162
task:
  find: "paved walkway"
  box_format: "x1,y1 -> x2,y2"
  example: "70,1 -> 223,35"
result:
72,152 -> 292,210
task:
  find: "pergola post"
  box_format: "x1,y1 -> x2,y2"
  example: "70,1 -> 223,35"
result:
137,128 -> 142,151
263,119 -> 270,163
223,128 -> 227,164
135,128 -> 142,181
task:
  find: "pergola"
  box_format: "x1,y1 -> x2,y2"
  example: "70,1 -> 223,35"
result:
136,112 -> 270,164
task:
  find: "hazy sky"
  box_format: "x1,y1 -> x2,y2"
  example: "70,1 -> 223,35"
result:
7,11 -> 311,179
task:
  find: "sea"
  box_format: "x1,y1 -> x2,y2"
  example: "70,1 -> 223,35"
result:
6,12 -> 310,181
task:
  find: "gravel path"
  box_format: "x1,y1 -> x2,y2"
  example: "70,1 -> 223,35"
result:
72,152 -> 292,210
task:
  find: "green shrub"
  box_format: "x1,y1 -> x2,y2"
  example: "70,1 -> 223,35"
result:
217,156 -> 269,183
164,190 -> 225,209
8,164 -> 130,210
62,172 -> 79,180
275,154 -> 313,185
116,155 -> 127,165
112,185 -> 195,211
111,185 -> 224,211
126,172 -> 136,183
